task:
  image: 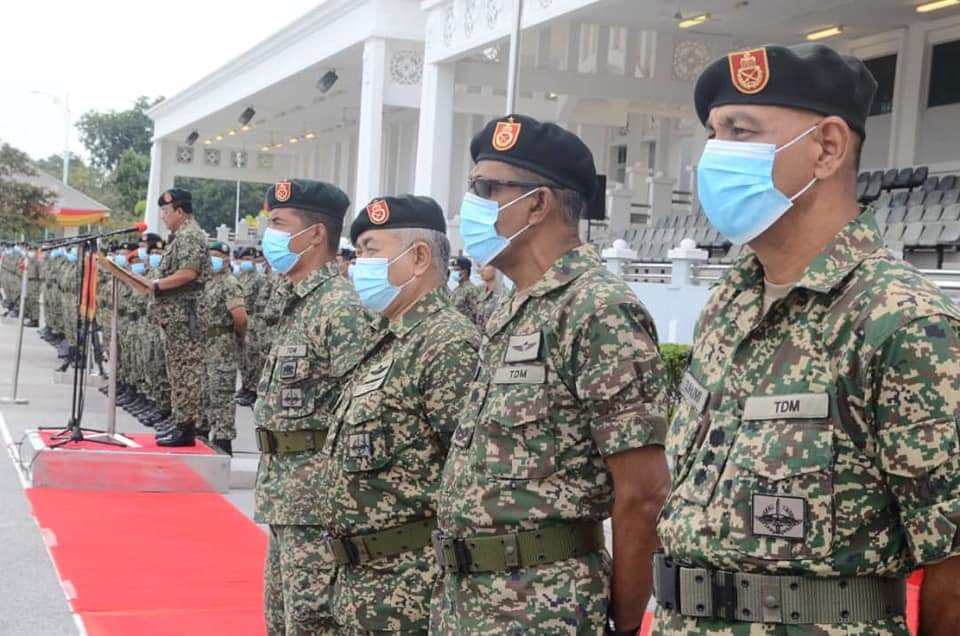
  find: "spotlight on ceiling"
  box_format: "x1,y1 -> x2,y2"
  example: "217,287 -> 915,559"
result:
677,13 -> 710,28
185,130 -> 199,145
238,106 -> 256,126
917,0 -> 960,12
317,70 -> 339,94
806,25 -> 843,40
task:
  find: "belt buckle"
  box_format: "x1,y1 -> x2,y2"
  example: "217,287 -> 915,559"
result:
431,529 -> 471,575
652,553 -> 680,612
255,428 -> 276,453
326,536 -> 360,566
711,569 -> 737,622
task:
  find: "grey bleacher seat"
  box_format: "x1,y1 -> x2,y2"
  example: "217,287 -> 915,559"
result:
894,167 -> 913,189
941,189 -> 960,206
909,166 -> 928,188
937,175 -> 959,191
703,227 -> 720,247
923,204 -> 944,222
942,203 -> 960,222
901,222 -> 923,247
906,190 -> 926,207
876,191 -> 892,208
923,175 -> 941,192
885,222 -> 906,245
874,206 -> 890,228
890,191 -> 909,207
887,206 -> 907,224
861,179 -> 882,203
925,190 -> 944,205
869,170 -> 884,183
660,229 -> 676,257
856,179 -> 868,201
917,222 -> 944,248
693,226 -> 709,246
939,221 -> 960,245
904,205 -> 924,222
881,169 -> 898,189
857,171 -> 870,185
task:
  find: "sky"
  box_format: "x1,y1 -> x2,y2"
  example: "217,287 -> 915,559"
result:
0,0 -> 323,163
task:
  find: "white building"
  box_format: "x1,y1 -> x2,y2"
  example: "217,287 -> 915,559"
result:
145,0 -> 960,250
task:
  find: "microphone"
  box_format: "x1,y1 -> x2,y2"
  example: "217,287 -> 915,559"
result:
41,223 -> 151,249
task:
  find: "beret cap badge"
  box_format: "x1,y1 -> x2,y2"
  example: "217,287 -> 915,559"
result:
367,200 -> 390,225
275,180 -> 292,203
162,191 -> 173,204
492,118 -> 522,152
729,48 -> 770,95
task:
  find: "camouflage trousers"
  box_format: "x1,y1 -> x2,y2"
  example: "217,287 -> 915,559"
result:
241,329 -> 261,392
332,545 -> 435,634
161,320 -> 205,427
264,524 -> 337,636
651,607 -> 910,635
429,551 -> 611,635
205,333 -> 239,441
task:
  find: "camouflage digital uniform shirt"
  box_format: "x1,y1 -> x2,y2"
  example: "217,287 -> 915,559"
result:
450,281 -> 484,322
438,244 -> 667,536
317,287 -> 480,632
200,271 -> 244,331
656,211 -> 960,633
155,218 -> 210,325
253,262 -> 371,526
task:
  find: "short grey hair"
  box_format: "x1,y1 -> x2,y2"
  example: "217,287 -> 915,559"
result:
393,228 -> 450,280
508,166 -> 583,226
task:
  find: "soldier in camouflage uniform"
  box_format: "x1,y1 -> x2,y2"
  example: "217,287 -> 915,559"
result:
433,115 -> 670,636
151,188 -> 211,447
142,236 -> 173,427
237,247 -> 264,407
654,44 -> 960,635
57,246 -> 81,371
201,241 -> 247,454
447,255 -> 483,323
254,267 -> 283,384
23,248 -> 40,326
468,264 -> 503,330
318,196 -> 480,634
253,179 -> 370,636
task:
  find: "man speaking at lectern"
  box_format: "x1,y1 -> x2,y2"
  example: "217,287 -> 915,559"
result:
151,188 -> 211,447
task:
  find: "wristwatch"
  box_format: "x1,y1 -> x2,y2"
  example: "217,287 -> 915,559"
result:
152,280 -> 160,295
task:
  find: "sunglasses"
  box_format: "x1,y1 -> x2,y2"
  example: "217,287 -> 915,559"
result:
467,177 -> 559,199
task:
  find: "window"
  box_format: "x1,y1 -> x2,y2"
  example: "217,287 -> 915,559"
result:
928,39 -> 960,108
864,54 -> 896,116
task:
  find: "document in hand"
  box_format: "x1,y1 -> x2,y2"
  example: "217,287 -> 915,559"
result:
97,254 -> 153,295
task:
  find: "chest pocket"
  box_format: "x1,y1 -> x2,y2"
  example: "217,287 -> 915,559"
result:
479,381 -> 556,480
725,413 -> 835,561
451,381 -> 486,450
338,390 -> 394,473
273,356 -> 316,419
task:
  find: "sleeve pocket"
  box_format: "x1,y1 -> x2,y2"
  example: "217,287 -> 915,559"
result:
878,418 -> 959,478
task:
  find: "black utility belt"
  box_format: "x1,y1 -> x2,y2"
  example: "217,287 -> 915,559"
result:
652,553 -> 905,625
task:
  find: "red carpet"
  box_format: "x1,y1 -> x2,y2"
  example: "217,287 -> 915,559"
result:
38,430 -> 215,454
27,488 -> 266,635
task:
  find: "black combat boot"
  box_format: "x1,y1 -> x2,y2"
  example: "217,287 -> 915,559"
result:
211,439 -> 233,456
157,424 -> 196,448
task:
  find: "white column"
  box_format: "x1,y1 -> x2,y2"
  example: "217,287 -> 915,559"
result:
144,140 -> 164,232
355,38 -> 387,207
654,117 -> 674,178
414,61 -> 456,213
889,25 -> 925,168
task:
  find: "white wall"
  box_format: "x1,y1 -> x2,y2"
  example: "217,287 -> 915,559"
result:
861,114 -> 892,171
917,104 -> 960,168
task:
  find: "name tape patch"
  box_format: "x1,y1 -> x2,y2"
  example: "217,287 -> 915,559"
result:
742,393 -> 829,420
277,345 -> 307,358
679,371 -> 709,414
492,364 -> 546,385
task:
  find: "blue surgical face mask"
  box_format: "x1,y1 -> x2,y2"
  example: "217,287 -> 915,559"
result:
696,125 -> 818,245
211,256 -> 224,273
262,224 -> 316,275
350,244 -> 417,313
458,189 -> 538,266
240,260 -> 254,272
137,247 -> 148,261
114,253 -> 129,268
132,262 -> 146,275
68,248 -> 78,262
255,263 -> 266,274
148,254 -> 162,269
231,261 -> 241,274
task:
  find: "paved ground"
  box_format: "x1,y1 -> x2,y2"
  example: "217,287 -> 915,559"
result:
0,316 -> 265,634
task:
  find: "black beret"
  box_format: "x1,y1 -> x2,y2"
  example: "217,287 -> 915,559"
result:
144,234 -> 165,251
266,178 -> 350,216
120,241 -> 140,252
350,195 -> 446,244
453,256 -> 472,271
158,188 -> 192,208
694,43 -> 878,139
471,114 -> 598,199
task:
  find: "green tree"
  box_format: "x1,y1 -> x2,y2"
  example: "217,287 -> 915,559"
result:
75,96 -> 163,172
659,342 -> 691,422
112,149 -> 150,213
0,144 -> 57,238
174,177 -> 269,234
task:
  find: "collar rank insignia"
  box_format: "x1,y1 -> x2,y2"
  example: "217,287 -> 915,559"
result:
728,48 -> 770,95
492,117 -> 522,152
